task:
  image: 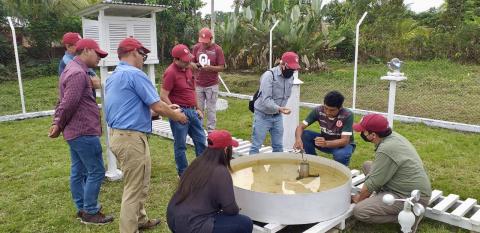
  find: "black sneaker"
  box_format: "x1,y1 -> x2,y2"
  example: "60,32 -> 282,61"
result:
81,211 -> 114,225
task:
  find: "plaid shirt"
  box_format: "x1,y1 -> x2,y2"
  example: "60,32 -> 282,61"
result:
53,57 -> 101,141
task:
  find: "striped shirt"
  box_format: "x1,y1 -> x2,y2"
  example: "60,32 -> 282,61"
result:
53,57 -> 101,141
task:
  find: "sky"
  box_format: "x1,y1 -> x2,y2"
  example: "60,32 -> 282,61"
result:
199,0 -> 445,16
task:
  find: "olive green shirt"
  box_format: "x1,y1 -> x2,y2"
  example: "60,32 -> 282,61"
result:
364,132 -> 432,197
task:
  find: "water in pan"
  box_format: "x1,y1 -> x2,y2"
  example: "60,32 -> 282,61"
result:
231,159 -> 348,194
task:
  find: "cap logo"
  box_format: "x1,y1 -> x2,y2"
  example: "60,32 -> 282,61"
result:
295,57 -> 299,63
336,120 -> 343,128
183,48 -> 189,54
202,33 -> 206,38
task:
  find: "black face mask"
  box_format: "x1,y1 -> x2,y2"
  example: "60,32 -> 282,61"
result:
282,69 -> 295,79
361,132 -> 373,142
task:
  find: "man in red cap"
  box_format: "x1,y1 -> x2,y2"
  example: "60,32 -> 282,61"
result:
59,32 -> 101,92
105,37 -> 187,233
49,38 -> 113,225
191,27 -> 226,133
161,44 -> 207,176
249,51 -> 301,155
351,114 -> 431,231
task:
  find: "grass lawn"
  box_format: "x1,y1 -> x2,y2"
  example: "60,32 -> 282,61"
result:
0,97 -> 479,233
0,60 -> 479,232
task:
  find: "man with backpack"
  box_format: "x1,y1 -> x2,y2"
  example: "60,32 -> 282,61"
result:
249,52 -> 301,155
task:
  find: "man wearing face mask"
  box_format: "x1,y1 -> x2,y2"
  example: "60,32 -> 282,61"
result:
351,114 -> 431,231
294,91 -> 355,166
249,52 -> 300,155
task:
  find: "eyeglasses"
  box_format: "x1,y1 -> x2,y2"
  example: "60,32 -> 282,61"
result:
137,50 -> 148,62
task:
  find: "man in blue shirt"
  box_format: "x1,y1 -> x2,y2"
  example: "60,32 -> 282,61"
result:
59,32 -> 101,96
105,37 -> 187,233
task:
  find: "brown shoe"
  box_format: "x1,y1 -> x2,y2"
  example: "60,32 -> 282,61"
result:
76,210 -> 85,220
81,211 -> 114,225
138,219 -> 161,230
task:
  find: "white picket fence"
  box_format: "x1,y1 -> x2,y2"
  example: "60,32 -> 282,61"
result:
151,119 -> 480,233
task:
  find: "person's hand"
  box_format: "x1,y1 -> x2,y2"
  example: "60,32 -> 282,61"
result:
279,107 -> 291,115
169,104 -> 180,110
202,64 -> 213,71
196,109 -> 204,119
90,75 -> 101,89
173,109 -> 188,124
314,137 -> 327,147
151,110 -> 161,120
293,139 -> 304,150
48,125 -> 60,138
351,194 -> 361,204
189,62 -> 200,71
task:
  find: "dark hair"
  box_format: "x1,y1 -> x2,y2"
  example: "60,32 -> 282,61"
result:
75,49 -> 84,56
370,128 -> 393,138
324,91 -> 344,108
175,145 -> 233,204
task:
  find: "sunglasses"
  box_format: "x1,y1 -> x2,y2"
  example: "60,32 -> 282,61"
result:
137,50 -> 148,62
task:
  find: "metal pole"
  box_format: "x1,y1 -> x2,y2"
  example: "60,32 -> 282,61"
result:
7,17 -> 26,114
269,20 -> 280,69
211,0 -> 215,41
352,12 -> 367,110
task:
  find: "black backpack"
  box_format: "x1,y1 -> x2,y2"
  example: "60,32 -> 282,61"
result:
249,70 -> 275,113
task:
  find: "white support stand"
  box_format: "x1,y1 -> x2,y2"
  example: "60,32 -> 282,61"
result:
283,71 -> 303,150
99,67 -> 123,181
7,17 -> 26,114
147,64 -> 156,87
381,72 -> 406,128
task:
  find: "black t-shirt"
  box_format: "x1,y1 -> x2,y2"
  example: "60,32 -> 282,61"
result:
167,166 -> 239,233
303,105 -> 354,143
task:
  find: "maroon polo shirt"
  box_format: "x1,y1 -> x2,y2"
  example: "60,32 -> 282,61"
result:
192,43 -> 225,87
53,57 -> 101,141
162,63 -> 197,107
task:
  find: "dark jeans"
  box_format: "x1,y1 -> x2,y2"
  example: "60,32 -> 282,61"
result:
302,130 -> 355,166
212,213 -> 253,233
66,135 -> 105,214
169,107 -> 207,176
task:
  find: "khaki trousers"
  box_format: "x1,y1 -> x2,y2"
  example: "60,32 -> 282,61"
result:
110,129 -> 151,233
353,161 -> 430,224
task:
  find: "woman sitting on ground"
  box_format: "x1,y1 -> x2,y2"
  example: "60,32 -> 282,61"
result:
167,130 -> 253,233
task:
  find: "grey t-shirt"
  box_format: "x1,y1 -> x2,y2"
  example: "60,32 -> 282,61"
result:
167,166 -> 239,233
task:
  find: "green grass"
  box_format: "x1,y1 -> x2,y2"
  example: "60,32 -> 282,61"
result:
0,60 -> 479,232
0,97 -> 479,233
0,75 -> 59,116
220,60 -> 480,125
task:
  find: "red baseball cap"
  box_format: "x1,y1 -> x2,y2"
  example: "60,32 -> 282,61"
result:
62,32 -> 82,45
171,44 -> 194,63
353,114 -> 390,133
75,39 -> 108,58
281,51 -> 301,70
118,37 -> 151,54
208,130 -> 239,149
198,27 -> 213,43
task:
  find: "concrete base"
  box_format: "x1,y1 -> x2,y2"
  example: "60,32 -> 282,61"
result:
216,98 -> 228,111
105,169 -> 123,181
